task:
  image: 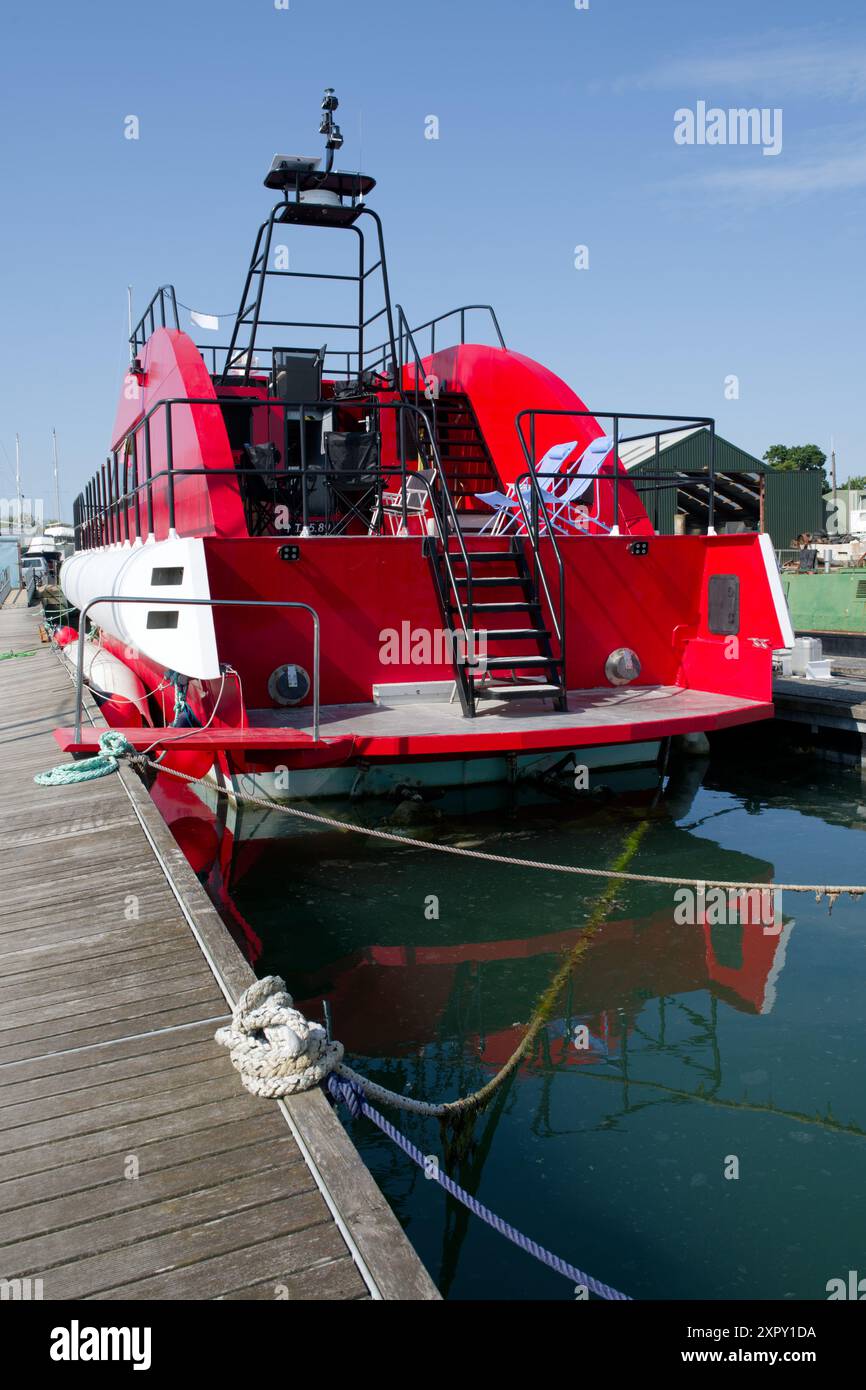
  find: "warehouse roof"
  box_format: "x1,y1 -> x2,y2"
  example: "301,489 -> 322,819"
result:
618,426 -> 704,471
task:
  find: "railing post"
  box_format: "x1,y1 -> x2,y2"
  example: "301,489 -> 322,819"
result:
120,450 -> 129,542
282,406 -> 290,530
112,452 -> 121,542
165,404 -> 176,534
131,437 -> 141,541
143,419 -> 154,538
108,458 -> 115,543
299,403 -> 309,536
707,420 -> 716,535
611,416 -> 620,536
398,407 -> 408,534
98,463 -> 107,546
654,433 -> 660,533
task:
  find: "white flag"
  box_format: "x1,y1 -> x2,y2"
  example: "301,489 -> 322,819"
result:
190,310 -> 219,331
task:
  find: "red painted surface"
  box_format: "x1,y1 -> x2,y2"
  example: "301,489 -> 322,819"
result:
112,328 -> 245,541
550,533 -> 786,702
407,345 -> 653,533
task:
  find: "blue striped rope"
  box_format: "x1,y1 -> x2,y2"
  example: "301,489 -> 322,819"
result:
326,1074 -> 632,1301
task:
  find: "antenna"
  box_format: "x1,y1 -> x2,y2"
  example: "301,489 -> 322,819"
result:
830,433 -> 837,507
319,88 -> 343,174
15,433 -> 23,532
52,429 -> 61,523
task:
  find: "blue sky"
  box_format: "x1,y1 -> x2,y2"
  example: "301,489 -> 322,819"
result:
1,0 -> 864,518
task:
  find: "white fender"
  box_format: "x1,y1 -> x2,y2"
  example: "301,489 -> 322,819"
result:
62,638 -> 154,723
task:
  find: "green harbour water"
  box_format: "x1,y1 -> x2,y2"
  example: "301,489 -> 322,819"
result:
177,734 -> 866,1300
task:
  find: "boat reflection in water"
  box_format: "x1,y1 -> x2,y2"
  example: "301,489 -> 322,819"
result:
150,757 -> 790,1095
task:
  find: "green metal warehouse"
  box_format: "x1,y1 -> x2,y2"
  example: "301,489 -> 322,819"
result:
622,427 -> 826,551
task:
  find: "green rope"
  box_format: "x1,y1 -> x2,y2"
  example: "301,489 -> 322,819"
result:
34,730 -> 133,786
0,649 -> 37,661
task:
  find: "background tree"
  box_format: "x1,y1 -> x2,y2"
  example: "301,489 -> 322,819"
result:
763,444 -> 827,473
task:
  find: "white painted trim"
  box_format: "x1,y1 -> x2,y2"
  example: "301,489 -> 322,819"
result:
759,532 -> 795,649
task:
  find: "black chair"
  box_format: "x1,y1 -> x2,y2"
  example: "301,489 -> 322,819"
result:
324,430 -> 381,532
241,442 -> 283,535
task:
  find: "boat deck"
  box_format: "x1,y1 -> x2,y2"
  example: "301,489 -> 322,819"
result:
0,605 -> 437,1300
56,683 -> 772,760
263,683 -> 769,749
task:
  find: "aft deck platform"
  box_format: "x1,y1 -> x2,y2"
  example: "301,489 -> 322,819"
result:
0,606 -> 437,1301
55,684 -> 772,760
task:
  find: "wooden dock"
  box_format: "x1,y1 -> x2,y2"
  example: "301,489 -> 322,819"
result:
0,605 -> 438,1300
774,656 -> 866,768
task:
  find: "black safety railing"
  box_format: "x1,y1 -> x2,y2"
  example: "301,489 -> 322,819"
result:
511,410 -> 719,693
130,286 -> 179,360
399,304 -> 506,360
515,409 -> 718,535
218,202 -> 399,387
73,395 -> 461,547
364,302 -> 507,380
190,300 -> 506,383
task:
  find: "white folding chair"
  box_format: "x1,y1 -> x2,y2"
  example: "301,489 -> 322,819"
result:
475,440 -> 578,535
536,435 -> 614,533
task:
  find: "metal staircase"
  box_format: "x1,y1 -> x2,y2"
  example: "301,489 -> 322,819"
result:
427,535 -> 567,716
418,392 -> 498,507
396,312 -> 568,719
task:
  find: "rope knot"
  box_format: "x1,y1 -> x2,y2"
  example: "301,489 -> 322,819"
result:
215,975 -> 344,1099
34,730 -> 134,786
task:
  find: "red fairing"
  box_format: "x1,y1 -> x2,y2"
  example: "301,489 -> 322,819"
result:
407,344 -> 653,534
112,328 -> 246,540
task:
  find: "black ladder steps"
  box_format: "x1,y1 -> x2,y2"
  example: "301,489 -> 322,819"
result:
473,682 -> 564,699
450,600 -> 543,612
476,628 -> 552,640
458,655 -> 563,669
452,574 -> 529,588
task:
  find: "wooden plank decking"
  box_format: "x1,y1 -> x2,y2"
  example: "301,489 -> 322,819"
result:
0,605 -> 438,1300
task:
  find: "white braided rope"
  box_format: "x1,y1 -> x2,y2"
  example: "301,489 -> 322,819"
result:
215,977 -> 470,1113
215,975 -> 344,1098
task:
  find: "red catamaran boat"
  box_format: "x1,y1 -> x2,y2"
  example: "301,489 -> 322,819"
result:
57,90 -> 793,800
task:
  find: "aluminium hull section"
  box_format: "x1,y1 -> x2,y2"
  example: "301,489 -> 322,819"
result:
204,740 -> 666,803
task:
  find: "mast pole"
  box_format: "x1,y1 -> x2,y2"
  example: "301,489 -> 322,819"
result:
15,433 -> 23,532
52,428 -> 61,522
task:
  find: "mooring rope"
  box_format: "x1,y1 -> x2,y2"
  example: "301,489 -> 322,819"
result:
34,730 -> 132,785
35,737 -> 866,904
326,1074 -> 631,1300
130,750 -> 866,903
